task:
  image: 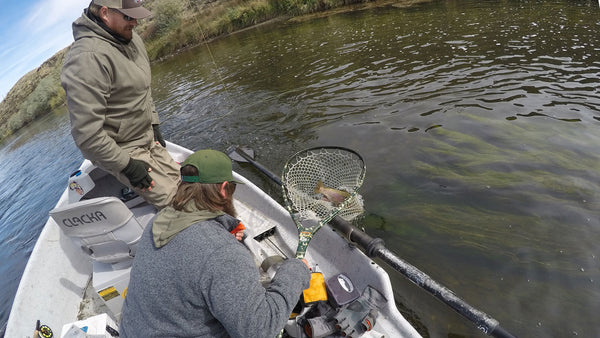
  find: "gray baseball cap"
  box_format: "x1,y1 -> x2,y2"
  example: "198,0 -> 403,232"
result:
92,0 -> 151,19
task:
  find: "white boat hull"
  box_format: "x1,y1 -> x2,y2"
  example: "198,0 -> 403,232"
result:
6,142 -> 420,337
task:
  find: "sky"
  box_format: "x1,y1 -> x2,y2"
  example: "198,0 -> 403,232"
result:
0,0 -> 86,100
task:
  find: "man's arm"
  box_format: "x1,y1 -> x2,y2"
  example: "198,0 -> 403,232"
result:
202,244 -> 310,338
61,50 -> 130,171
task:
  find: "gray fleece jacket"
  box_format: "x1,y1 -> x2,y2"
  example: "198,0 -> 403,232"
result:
120,210 -> 310,337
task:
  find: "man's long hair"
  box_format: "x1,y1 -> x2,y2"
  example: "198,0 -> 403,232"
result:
172,165 -> 237,216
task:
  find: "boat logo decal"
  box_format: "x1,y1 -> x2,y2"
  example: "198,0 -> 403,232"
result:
60,211 -> 108,227
337,274 -> 354,293
69,181 -> 85,195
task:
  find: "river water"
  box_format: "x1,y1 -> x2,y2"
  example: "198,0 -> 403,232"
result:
2,0 -> 600,336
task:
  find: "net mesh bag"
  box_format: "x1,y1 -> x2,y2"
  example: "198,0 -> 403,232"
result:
282,147 -> 366,226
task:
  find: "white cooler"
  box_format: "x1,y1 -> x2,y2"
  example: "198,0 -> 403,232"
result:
60,313 -> 118,338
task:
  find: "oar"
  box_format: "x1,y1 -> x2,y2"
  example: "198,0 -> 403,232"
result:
227,145 -> 517,338
228,146 -> 283,185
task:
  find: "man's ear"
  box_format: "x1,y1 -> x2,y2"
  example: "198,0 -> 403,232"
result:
219,182 -> 228,199
99,6 -> 110,23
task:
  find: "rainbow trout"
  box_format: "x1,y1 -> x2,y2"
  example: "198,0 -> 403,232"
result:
314,180 -> 350,205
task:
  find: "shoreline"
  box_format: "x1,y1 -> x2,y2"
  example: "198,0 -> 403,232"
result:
154,0 -> 432,63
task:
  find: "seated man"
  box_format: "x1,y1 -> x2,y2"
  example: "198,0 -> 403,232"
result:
120,149 -> 310,337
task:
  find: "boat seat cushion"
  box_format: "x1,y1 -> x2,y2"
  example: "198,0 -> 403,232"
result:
49,196 -> 145,264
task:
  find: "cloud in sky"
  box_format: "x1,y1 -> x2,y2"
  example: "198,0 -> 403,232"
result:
0,0 -> 85,100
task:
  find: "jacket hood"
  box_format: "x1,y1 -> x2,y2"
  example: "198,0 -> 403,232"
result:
152,202 -> 229,248
72,10 -> 127,47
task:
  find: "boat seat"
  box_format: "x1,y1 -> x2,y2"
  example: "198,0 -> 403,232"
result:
49,196 -> 145,264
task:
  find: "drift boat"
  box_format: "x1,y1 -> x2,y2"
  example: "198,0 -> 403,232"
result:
4,141 -> 421,338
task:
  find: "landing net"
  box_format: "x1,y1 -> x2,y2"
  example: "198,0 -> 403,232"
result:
282,147 -> 366,227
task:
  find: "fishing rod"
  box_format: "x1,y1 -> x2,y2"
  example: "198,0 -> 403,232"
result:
226,145 -> 517,338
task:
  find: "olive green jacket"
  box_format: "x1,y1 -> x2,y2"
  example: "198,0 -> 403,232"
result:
61,11 -> 159,172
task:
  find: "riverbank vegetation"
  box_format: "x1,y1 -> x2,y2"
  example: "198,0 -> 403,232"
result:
0,0 -> 422,143
0,49 -> 68,142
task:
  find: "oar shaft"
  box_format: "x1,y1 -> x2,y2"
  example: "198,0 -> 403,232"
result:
329,217 -> 515,338
376,247 -> 502,336
231,146 -> 283,185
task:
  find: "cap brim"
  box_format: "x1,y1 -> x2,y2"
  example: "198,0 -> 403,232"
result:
118,6 -> 152,19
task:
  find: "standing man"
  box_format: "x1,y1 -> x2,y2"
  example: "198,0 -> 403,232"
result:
120,149 -> 311,337
61,0 -> 180,208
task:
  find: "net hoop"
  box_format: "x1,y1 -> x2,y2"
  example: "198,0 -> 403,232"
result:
281,146 -> 366,228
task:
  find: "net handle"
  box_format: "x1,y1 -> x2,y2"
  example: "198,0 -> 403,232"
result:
296,231 -> 313,259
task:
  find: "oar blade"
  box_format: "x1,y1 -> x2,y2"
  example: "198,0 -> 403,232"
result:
227,146 -> 255,163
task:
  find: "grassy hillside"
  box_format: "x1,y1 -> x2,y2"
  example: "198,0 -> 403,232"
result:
0,0 -> 421,143
0,48 -> 68,141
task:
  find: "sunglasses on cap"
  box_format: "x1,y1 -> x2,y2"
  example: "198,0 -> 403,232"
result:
109,8 -> 135,21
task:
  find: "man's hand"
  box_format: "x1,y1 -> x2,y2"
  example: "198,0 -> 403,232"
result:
121,158 -> 154,190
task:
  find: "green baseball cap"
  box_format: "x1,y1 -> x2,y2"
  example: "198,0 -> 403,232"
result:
92,0 -> 152,19
181,149 -> 243,184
